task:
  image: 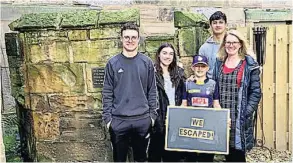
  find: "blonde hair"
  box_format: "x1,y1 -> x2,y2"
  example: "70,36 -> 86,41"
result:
217,30 -> 249,61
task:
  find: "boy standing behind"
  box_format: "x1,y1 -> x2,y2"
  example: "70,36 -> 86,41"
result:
181,55 -> 221,162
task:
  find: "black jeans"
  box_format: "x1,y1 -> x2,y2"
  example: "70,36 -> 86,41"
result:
185,152 -> 214,162
225,147 -> 246,162
109,117 -> 151,162
148,131 -> 184,162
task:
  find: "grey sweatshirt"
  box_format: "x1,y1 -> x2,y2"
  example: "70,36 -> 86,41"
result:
102,52 -> 158,124
198,36 -> 221,78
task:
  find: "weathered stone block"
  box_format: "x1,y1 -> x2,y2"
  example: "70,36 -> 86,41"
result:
145,40 -> 164,54
29,44 -> 47,63
30,94 -> 50,112
90,27 -> 120,39
72,40 -> 120,63
59,117 -> 106,141
25,94 -> 31,109
48,94 -> 102,112
178,28 -> 196,56
174,11 -> 209,28
9,12 -> 60,30
180,56 -> 194,77
178,27 -> 210,56
40,30 -> 67,37
60,10 -> 98,28
50,41 -> 70,62
28,39 -> 70,63
194,27 -> 211,53
25,31 -> 68,45
98,8 -> 140,26
25,33 -> 40,45
143,52 -> 156,62
145,36 -> 175,54
138,39 -> 146,52
36,141 -> 112,162
68,30 -> 87,41
27,63 -> 85,93
33,112 -> 60,140
145,36 -> 175,61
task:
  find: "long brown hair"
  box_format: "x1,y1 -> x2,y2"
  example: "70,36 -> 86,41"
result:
154,43 -> 180,87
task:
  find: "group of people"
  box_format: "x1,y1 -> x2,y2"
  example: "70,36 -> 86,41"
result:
102,11 -> 261,162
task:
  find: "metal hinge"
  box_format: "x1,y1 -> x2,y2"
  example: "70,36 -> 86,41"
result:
287,83 -> 291,94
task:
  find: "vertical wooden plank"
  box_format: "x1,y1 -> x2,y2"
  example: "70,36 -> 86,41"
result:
262,26 -> 275,149
249,27 -> 254,49
288,25 -> 292,152
275,25 -> 289,150
257,74 -> 263,142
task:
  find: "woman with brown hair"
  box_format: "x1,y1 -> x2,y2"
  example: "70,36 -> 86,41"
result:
213,30 -> 261,162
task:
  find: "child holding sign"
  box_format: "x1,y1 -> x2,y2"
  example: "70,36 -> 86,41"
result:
182,55 -> 221,162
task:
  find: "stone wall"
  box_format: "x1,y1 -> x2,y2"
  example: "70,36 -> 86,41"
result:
6,8 -> 137,162
6,8 -> 210,161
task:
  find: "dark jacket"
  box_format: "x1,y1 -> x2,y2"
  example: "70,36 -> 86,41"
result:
213,55 -> 262,151
153,67 -> 185,134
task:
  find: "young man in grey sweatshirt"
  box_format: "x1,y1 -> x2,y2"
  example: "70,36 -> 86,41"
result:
199,11 -> 227,78
102,22 -> 158,162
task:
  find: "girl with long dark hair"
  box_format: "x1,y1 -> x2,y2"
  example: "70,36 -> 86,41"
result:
148,43 -> 185,162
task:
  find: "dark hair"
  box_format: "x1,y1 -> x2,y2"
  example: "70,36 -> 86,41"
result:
155,43 -> 180,87
120,22 -> 139,37
209,11 -> 227,24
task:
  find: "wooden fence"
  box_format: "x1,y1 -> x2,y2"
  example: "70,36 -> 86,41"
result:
237,25 -> 292,151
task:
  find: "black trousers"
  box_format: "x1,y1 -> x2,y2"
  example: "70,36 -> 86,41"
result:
184,152 -> 214,162
109,117 -> 151,162
148,131 -> 184,162
225,147 -> 246,162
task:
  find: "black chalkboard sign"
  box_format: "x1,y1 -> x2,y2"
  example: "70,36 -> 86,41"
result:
165,106 -> 230,154
92,67 -> 105,88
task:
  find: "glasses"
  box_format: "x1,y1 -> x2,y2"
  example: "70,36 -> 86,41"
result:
123,36 -> 138,42
225,41 -> 240,46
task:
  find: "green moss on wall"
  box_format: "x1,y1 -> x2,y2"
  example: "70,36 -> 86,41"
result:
98,8 -> 140,26
174,11 -> 209,28
9,13 -> 60,30
61,10 -> 98,28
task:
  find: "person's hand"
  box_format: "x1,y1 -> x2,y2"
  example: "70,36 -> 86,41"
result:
187,75 -> 195,81
151,118 -> 155,127
107,121 -> 111,129
228,118 -> 231,129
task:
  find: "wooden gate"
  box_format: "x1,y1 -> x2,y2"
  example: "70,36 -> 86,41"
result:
237,25 -> 292,151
